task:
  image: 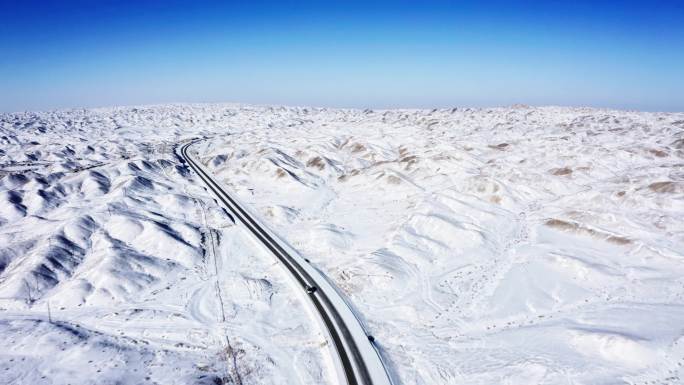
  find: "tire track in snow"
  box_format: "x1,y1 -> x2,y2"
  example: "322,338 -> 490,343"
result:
162,153 -> 242,384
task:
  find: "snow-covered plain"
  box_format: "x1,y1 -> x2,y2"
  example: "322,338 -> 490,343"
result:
1,104 -> 683,385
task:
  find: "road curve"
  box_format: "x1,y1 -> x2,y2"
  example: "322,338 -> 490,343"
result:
178,140 -> 393,385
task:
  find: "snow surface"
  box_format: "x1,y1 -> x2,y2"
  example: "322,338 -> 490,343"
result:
1,104 -> 683,385
0,105 -> 334,385
195,106 -> 684,385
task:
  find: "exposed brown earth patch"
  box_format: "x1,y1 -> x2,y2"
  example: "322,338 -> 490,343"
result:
306,156 -> 325,170
545,219 -> 581,232
489,143 -> 510,150
351,143 -> 366,153
649,149 -> 668,157
544,218 -> 632,245
400,155 -> 419,170
400,155 -> 418,163
552,167 -> 573,176
605,235 -> 633,245
337,169 -> 360,182
649,181 -> 678,193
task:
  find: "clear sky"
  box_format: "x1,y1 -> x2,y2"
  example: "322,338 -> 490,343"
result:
1,0 -> 683,112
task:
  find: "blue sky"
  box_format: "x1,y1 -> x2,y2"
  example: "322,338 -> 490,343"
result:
1,0 -> 683,112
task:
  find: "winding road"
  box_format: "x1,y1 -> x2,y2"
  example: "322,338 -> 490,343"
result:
178,140 -> 393,385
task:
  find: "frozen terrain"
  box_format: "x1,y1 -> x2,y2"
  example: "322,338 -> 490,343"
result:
1,104 -> 683,384
195,106 -> 684,384
0,106 -> 334,385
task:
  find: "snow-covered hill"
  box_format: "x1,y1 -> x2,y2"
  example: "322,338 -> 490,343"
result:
1,104 -> 683,384
0,105 -> 333,385
195,105 -> 684,384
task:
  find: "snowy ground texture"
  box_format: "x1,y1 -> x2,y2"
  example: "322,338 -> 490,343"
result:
1,104 -> 684,385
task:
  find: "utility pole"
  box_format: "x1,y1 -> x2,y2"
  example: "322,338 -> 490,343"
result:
47,301 -> 52,323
